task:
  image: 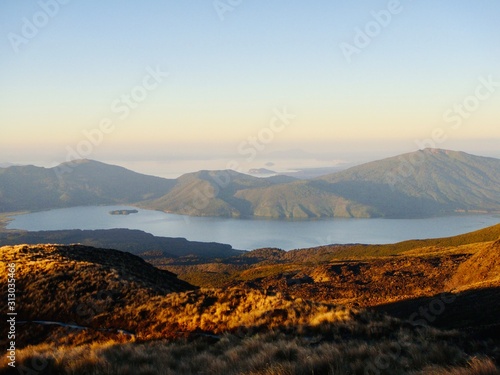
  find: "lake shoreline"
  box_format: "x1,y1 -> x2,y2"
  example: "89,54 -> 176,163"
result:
0,211 -> 30,232
5,205 -> 499,250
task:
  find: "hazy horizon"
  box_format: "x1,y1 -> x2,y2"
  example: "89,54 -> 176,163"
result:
1,1 -> 499,175
2,145 -> 500,180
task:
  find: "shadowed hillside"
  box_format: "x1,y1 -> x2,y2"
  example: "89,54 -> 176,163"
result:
139,169 -> 297,217
154,149 -> 500,218
0,160 -> 175,212
233,180 -> 376,218
163,224 -> 500,335
0,228 -> 239,258
2,241 -> 500,374
1,225 -> 500,375
0,244 -> 193,349
2,149 -> 499,219
142,149 -> 500,218
315,148 -> 500,217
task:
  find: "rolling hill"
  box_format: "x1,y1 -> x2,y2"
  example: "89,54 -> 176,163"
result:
0,159 -> 175,212
1,148 -> 499,218
157,148 -> 500,218
314,148 -> 500,217
139,169 -> 296,217
161,223 -> 500,349
0,228 -> 240,258
0,244 -> 193,349
1,225 -> 500,373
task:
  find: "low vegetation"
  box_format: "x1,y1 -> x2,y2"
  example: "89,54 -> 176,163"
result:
164,225 -> 500,300
6,320 -> 499,375
1,220 -> 499,374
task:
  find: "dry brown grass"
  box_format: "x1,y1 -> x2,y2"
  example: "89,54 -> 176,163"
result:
2,242 -> 500,374
415,357 -> 500,374
0,244 -> 355,347
446,240 -> 500,292
117,288 -> 352,340
0,244 -> 192,347
4,322 -> 499,375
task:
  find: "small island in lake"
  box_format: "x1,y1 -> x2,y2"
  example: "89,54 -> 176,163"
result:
109,209 -> 139,216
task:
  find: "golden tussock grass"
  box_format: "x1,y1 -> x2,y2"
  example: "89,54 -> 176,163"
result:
4,320 -> 500,375
2,243 -> 500,374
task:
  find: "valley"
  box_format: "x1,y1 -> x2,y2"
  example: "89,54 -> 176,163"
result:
1,148 -> 499,374
1,224 -> 499,374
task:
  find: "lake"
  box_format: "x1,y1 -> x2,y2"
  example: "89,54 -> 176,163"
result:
6,206 -> 500,250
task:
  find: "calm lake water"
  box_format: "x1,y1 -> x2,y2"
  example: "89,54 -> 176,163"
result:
6,206 -> 500,250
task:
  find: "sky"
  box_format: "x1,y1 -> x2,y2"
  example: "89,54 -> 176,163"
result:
1,0 -> 499,176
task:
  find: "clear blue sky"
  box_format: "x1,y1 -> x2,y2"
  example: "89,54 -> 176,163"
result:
1,0 -> 499,168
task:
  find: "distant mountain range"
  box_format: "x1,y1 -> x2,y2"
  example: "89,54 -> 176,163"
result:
1,148 -> 499,218
0,159 -> 174,212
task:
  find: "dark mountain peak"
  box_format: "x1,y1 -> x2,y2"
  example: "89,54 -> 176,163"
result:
324,148 -> 499,177
0,159 -> 175,212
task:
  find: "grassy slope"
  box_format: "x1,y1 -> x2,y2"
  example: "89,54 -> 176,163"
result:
165,223 -> 500,289
162,225 -> 500,365
0,244 -> 193,347
7,316 -> 499,375
446,239 -> 500,291
286,221 -> 500,260
2,236 -> 500,374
